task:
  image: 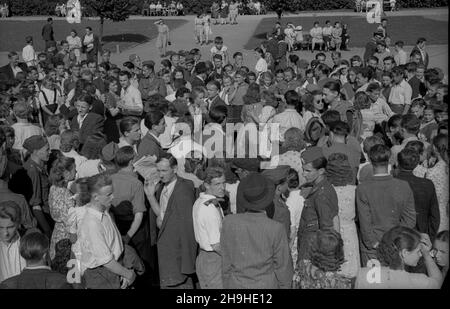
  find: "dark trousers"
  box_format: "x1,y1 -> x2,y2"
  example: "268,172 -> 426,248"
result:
160,276 -> 194,289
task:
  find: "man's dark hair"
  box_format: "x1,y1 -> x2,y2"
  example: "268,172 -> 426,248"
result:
175,87 -> 190,99
144,110 -> 164,131
284,90 -> 300,108
416,37 -> 427,44
330,121 -> 350,136
115,146 -> 135,168
401,114 -> 421,134
367,82 -> 381,93
398,148 -> 419,171
19,232 -> 49,263
322,110 -> 341,127
233,52 -> 243,59
209,105 -> 227,124
119,70 -> 131,79
388,114 -> 402,130
404,140 -> 425,156
369,144 -> 391,167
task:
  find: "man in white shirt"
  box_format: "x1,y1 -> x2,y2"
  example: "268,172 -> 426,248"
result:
22,36 -> 37,67
192,167 -> 226,289
272,90 -> 305,142
119,71 -> 143,116
0,201 -> 26,283
78,175 -> 136,289
389,66 -> 412,115
394,40 -> 408,66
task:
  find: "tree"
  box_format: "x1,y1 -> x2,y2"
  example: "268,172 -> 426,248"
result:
262,0 -> 291,19
82,0 -> 136,46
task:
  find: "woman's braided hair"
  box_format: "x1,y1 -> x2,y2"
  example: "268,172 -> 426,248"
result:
310,229 -> 345,272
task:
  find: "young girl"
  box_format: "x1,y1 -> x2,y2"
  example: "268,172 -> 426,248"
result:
45,114 -> 67,151
38,77 -> 63,126
202,11 -> 212,45
426,134 -> 449,233
194,13 -> 205,45
419,105 -> 438,142
302,90 -> 324,125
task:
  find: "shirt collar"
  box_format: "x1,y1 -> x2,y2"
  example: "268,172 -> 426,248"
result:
401,136 -> 418,146
78,113 -> 88,122
86,205 -> 106,220
24,265 -> 52,271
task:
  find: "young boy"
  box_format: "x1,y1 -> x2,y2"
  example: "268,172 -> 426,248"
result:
0,201 -> 26,283
0,231 -> 72,289
210,36 -> 229,64
419,105 -> 438,142
410,98 -> 425,121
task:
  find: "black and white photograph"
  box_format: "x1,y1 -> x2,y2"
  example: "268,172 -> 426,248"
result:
0,0 -> 448,295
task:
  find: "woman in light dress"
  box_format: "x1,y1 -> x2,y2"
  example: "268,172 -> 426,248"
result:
229,0 -> 239,25
155,19 -> 170,57
202,12 -> 212,45
326,153 -> 360,278
48,156 -> 76,260
426,134 -> 449,233
284,23 -> 296,52
67,29 -> 82,64
194,13 -> 205,45
254,47 -> 268,82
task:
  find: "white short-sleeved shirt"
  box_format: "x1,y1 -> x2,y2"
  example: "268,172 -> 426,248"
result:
356,266 -> 441,289
192,193 -> 224,251
272,108 -> 306,142
11,122 -> 44,152
78,206 -> 123,272
210,45 -> 228,60
389,79 -> 412,106
255,58 -> 268,75
120,85 -> 143,112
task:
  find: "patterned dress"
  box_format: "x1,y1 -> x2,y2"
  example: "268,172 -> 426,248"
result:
293,260 -> 353,289
49,185 -> 75,259
334,185 -> 360,278
426,160 -> 449,232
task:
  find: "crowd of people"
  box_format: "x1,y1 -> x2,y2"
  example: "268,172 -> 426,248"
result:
142,1 -> 185,16
0,14 -> 448,290
355,0 -> 397,12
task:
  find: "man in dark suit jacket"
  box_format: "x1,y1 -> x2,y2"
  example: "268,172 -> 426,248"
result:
0,232 -> 72,289
265,33 -> 279,63
137,111 -> 167,160
363,31 -> 384,64
206,80 -> 226,111
190,62 -> 207,88
154,154 -> 197,288
41,17 -> 55,50
70,96 -> 105,145
410,38 -> 429,69
0,52 -> 28,81
395,148 -> 440,240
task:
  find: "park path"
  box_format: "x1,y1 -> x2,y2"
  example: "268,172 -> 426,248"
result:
0,8 -> 447,73
109,16 -> 262,67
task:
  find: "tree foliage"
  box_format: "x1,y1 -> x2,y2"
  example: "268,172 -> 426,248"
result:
82,0 -> 136,22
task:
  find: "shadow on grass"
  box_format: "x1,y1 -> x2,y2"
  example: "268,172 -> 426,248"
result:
102,33 -> 150,43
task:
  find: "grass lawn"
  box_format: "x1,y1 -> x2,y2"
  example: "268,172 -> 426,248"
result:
0,19 -> 187,52
245,15 -> 448,49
